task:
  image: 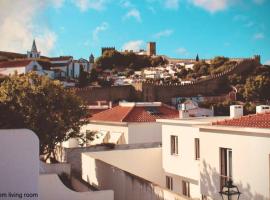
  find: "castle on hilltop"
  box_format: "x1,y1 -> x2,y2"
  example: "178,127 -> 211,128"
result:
101,42 -> 157,56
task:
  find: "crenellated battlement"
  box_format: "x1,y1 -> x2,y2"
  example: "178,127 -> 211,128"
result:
137,57 -> 259,87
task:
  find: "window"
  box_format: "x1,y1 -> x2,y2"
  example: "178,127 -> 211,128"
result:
182,181 -> 190,197
166,176 -> 173,190
195,138 -> 200,160
170,135 -> 178,155
220,148 -> 232,189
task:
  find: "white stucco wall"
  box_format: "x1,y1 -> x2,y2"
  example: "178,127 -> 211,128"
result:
81,122 -> 129,145
73,63 -> 81,78
200,127 -> 270,200
82,148 -> 165,186
0,129 -> 39,200
161,123 -> 201,199
39,174 -> 113,200
128,122 -> 162,144
0,66 -> 26,76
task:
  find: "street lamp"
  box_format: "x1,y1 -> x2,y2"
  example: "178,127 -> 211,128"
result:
219,179 -> 241,200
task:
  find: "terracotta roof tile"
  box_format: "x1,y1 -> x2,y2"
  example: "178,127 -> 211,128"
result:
90,106 -> 134,122
90,104 -> 178,123
49,56 -> 72,61
212,112 -> 270,129
0,60 -> 32,68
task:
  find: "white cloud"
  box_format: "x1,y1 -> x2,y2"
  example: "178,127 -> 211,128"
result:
92,22 -> 109,42
122,40 -> 144,52
154,29 -> 173,39
176,47 -> 188,56
0,0 -> 57,56
254,33 -> 265,40
165,0 -> 180,9
73,0 -> 109,11
253,0 -> 265,5
124,8 -> 142,22
191,0 -> 230,13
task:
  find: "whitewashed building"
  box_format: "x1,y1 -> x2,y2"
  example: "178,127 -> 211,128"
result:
0,59 -> 54,78
158,105 -> 270,200
63,102 -> 179,148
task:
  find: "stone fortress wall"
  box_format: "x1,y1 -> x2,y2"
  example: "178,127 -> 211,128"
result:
73,56 -> 260,104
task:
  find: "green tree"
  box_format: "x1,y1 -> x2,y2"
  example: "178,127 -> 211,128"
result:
0,72 -> 88,159
89,68 -> 99,82
78,65 -> 89,87
243,75 -> 270,101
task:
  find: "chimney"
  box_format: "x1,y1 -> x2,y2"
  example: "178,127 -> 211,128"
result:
230,105 -> 243,118
256,105 -> 270,114
179,110 -> 189,119
109,101 -> 112,109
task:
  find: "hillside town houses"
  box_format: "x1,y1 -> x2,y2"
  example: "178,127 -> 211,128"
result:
0,40 -> 94,86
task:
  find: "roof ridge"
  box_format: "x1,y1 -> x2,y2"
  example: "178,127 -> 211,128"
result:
90,105 -> 118,118
121,106 -> 135,122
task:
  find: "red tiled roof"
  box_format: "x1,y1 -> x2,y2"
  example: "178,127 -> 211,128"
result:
0,60 -> 32,68
212,112 -> 270,129
90,104 -> 179,122
37,60 -> 51,70
49,56 -> 72,61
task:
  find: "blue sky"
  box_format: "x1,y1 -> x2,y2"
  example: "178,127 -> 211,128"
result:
0,0 -> 269,63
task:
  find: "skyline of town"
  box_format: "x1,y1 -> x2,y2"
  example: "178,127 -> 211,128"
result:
0,0 -> 270,63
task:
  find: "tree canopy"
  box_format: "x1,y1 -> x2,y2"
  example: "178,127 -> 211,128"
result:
95,50 -> 167,70
0,72 -> 88,158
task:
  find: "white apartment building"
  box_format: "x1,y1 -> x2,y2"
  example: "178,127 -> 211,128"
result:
158,105 -> 270,200
158,117 -> 228,199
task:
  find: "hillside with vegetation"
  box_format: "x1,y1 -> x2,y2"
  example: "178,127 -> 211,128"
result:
194,57 -> 270,114
176,57 -> 237,80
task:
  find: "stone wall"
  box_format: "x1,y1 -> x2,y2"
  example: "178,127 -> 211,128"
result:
73,85 -> 136,104
74,58 -> 259,104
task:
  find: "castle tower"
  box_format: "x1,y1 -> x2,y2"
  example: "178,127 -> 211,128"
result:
147,42 -> 156,56
101,47 -> 115,55
27,40 -> 40,59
